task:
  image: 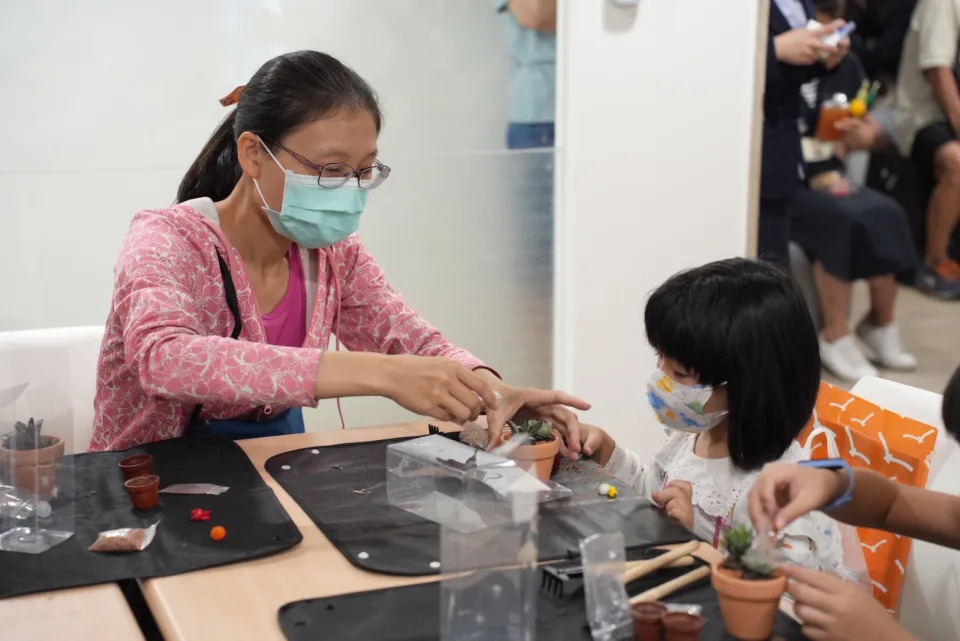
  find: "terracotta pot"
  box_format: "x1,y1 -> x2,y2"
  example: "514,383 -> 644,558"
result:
0,435 -> 65,500
663,612 -> 704,641
125,474 -> 160,510
711,561 -> 787,640
119,453 -> 153,481
502,432 -> 561,482
631,601 -> 666,641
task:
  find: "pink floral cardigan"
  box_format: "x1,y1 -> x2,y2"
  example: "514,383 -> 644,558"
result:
90,201 -> 484,451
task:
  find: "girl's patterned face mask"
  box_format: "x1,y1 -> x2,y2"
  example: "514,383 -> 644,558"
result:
646,368 -> 728,433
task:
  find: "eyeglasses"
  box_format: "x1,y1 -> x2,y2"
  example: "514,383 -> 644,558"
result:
263,138 -> 391,190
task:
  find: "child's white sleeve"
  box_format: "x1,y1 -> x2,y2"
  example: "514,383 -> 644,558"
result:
603,445 -> 647,491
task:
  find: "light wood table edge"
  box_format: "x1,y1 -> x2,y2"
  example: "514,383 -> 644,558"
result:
0,582 -> 145,641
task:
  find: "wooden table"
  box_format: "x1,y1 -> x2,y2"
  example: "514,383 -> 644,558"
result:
0,583 -> 144,641
142,423 -> 442,641
140,422 -> 789,640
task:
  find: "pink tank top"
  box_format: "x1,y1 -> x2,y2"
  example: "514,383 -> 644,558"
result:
260,246 -> 307,347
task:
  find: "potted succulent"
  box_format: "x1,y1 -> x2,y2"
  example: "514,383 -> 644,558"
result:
711,524 -> 787,640
500,419 -> 560,482
0,418 -> 65,500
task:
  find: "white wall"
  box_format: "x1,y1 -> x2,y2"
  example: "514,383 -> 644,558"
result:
554,0 -> 766,454
0,0 -> 555,430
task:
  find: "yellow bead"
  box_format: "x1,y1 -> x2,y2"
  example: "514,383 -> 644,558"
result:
607,486 -> 618,498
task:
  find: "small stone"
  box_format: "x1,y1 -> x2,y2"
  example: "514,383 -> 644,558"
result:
598,483 -> 611,496
35,501 -> 52,518
358,551 -> 370,560
311,449 -> 320,454
281,465 -> 291,471
429,561 -> 441,569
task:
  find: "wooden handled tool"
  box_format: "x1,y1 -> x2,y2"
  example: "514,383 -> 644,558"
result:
619,540 -> 699,584
629,565 -> 712,605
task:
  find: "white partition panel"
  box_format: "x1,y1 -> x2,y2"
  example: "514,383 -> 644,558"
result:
555,0 -> 767,454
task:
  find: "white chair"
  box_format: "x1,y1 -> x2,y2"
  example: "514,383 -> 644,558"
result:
0,326 -> 104,454
851,376 -> 960,641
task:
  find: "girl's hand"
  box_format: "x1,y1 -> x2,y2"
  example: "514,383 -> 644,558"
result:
748,462 -> 847,533
785,565 -> 916,641
574,424 -> 611,460
484,382 -> 591,456
652,480 -> 694,530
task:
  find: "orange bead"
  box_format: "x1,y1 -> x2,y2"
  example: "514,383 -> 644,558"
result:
210,525 -> 226,541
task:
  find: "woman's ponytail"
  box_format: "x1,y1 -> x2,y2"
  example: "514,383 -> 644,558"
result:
176,110 -> 241,203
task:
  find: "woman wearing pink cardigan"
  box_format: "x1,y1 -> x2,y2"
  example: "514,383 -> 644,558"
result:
91,51 -> 588,452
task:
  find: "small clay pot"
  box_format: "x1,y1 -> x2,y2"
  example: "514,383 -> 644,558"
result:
124,474 -> 159,510
631,601 -> 666,641
711,561 -> 787,641
662,612 -> 704,641
501,431 -> 561,482
119,453 -> 153,481
0,435 -> 65,500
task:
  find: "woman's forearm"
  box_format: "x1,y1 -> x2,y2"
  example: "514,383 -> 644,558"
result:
313,351 -> 394,400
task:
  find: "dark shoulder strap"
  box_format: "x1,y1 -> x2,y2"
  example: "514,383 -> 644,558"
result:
218,252 -> 243,339
189,252 -> 243,426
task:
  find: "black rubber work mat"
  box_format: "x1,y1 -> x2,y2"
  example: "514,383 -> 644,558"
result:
0,437 -> 301,598
265,434 -> 694,576
278,548 -> 805,640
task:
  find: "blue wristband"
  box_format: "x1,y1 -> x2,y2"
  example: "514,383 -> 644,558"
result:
798,458 -> 855,510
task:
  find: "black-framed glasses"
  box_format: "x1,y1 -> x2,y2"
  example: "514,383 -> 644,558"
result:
263,138 -> 391,190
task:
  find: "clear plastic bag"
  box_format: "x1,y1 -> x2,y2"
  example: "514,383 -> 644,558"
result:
580,532 -> 632,641
159,483 -> 229,495
440,484 -> 538,641
0,381 -> 75,554
89,521 -> 159,553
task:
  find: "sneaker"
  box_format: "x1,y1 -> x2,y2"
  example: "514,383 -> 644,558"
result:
856,320 -> 918,371
820,334 -> 878,382
916,259 -> 960,301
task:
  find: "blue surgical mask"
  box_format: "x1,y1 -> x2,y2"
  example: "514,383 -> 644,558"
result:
253,137 -> 367,249
646,369 -> 728,433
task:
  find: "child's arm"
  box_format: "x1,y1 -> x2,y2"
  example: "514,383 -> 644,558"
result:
750,463 -> 960,549
579,425 -> 645,491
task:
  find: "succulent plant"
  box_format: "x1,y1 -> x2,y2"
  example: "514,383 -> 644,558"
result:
721,524 -> 754,572
721,524 -> 778,580
4,418 -> 46,451
506,419 -> 554,444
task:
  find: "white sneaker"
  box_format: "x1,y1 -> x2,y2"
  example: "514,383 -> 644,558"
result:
856,321 -> 918,371
820,334 -> 878,382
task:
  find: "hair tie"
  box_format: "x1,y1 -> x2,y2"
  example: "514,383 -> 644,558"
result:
219,86 -> 244,107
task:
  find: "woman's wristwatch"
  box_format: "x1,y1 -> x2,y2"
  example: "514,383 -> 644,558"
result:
798,458 -> 855,510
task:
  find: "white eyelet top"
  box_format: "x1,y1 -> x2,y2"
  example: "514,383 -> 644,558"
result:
606,431 -> 867,582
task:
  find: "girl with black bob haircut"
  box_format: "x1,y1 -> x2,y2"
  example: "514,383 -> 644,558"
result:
568,258 -> 864,578
644,256 -> 822,471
